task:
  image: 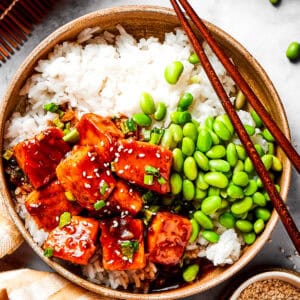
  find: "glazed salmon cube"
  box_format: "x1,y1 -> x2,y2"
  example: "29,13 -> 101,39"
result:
148,212 -> 192,265
25,180 -> 82,231
43,216 -> 99,265
56,145 -> 116,211
76,113 -> 123,163
108,180 -> 143,216
100,216 -> 145,270
13,127 -> 70,189
113,139 -> 172,194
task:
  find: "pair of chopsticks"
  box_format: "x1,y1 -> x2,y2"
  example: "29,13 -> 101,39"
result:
170,0 -> 300,252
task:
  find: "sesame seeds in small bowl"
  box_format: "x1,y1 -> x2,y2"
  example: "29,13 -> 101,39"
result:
229,268 -> 300,300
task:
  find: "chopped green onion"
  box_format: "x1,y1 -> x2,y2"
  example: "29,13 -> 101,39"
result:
43,247 -> 54,257
94,200 -> 105,210
142,191 -> 155,203
57,109 -> 65,118
143,129 -> 151,141
59,212 -> 71,228
53,118 -> 64,130
120,240 -> 139,259
63,128 -> 70,135
144,205 -> 159,224
145,165 -> 160,176
43,103 -> 59,113
65,122 -> 71,130
100,181 -> 109,195
120,118 -> 137,134
144,174 -> 154,185
63,128 -> 80,143
3,149 -> 13,160
64,191 -> 75,201
157,176 -> 167,184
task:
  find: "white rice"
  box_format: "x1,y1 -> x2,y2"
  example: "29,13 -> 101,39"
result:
5,25 -> 268,290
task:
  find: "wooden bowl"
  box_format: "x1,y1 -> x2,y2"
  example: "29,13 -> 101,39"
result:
0,5 -> 291,300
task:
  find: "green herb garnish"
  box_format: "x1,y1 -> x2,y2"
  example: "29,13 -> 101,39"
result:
145,165 -> 160,176
100,181 -> 109,195
120,240 -> 139,259
144,174 -> 153,185
43,103 -> 59,113
94,200 -> 105,210
59,212 -> 71,228
43,247 -> 54,257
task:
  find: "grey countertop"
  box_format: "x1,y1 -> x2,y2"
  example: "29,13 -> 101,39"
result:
1,0 -> 299,299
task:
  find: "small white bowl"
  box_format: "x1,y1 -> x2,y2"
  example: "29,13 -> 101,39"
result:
229,268 -> 300,299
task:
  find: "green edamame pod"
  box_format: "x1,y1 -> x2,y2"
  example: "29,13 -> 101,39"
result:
139,92 -> 156,115
194,151 -> 209,171
254,144 -> 265,157
204,172 -> 229,189
235,145 -> 247,161
164,61 -> 184,84
242,232 -> 256,245
216,114 -> 234,135
261,154 -> 273,170
231,197 -> 253,215
253,192 -> 266,206
254,219 -> 265,234
227,184 -> 244,199
255,208 -> 271,221
201,230 -> 220,243
236,220 -> 253,233
209,159 -> 231,173
244,180 -> 258,196
183,122 -> 198,141
172,148 -> 184,172
272,156 -> 283,172
226,143 -> 238,167
244,157 -> 254,173
189,219 -> 200,242
262,128 -> 275,142
244,125 -> 255,136
170,173 -> 182,195
153,102 -> 167,121
182,264 -> 199,282
183,179 -> 195,201
233,160 -> 244,173
201,196 -> 222,215
219,212 -> 236,228
194,211 -> 214,229
184,157 -> 198,181
132,113 -> 152,127
232,171 -> 249,187
213,119 -> 232,141
250,110 -> 262,128
170,111 -> 192,125
208,129 -> 220,145
197,129 -> 212,152
188,53 -> 200,64
182,137 -> 195,156
178,93 -> 193,110
169,124 -> 183,143
206,145 -> 226,159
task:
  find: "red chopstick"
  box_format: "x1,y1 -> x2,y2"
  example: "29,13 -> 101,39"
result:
170,0 -> 300,252
173,0 -> 300,174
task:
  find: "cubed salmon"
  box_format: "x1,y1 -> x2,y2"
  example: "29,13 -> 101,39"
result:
56,145 -> 116,211
25,180 -> 82,231
147,212 -> 192,265
107,180 -> 143,216
113,139 -> 172,194
13,127 -> 70,189
43,216 -> 99,265
76,113 -> 123,163
99,216 -> 145,270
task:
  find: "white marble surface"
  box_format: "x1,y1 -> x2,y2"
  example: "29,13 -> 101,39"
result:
1,0 -> 299,299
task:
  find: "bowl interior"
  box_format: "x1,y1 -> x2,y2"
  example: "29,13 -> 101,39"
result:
0,5 -> 291,300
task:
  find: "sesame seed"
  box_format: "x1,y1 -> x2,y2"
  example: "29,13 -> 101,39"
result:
109,147 -> 114,152
118,170 -> 124,174
117,145 -> 124,152
115,250 -> 121,255
86,175 -> 93,179
93,168 -> 99,173
116,205 -> 120,210
82,171 -> 87,177
84,183 -> 91,189
156,152 -> 161,158
95,173 -> 100,178
90,156 -> 96,161
129,188 -> 133,193
128,149 -> 133,154
87,152 -> 92,157
106,170 -> 111,176
115,153 -> 120,158
124,165 -> 130,170
138,153 -> 145,158
112,220 -> 119,227
120,189 -> 124,193
100,141 -> 105,147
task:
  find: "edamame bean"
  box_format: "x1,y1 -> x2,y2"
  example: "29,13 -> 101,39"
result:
189,219 -> 200,242
195,188 -> 207,200
194,151 -> 209,171
235,90 -> 246,110
164,61 -> 184,84
188,53 -> 200,64
201,230 -> 220,243
172,148 -> 184,172
170,173 -> 182,195
254,144 -> 264,157
209,159 -> 230,172
255,208 -> 271,221
170,111 -> 192,125
178,93 -> 193,110
208,187 -> 220,197
256,177 -> 263,188
242,232 -> 256,245
233,160 -> 244,173
206,145 -> 226,159
183,264 -> 199,282
184,157 -> 198,181
286,41 -> 300,60
226,143 -> 238,167
232,171 -> 249,187
197,129 -> 212,152
201,196 -> 222,215
231,197 -> 253,215
221,199 -> 229,209
208,130 -> 220,145
204,172 -> 229,189
153,102 -> 167,121
272,156 -> 282,172
267,142 -> 275,155
196,172 -> 209,190
183,122 -> 198,141
236,220 -> 253,233
216,115 -> 234,135
132,113 -> 152,127
244,157 -> 254,173
235,145 -> 247,161
250,110 -> 263,128
160,129 -> 175,149
261,154 -> 273,170
169,124 -> 183,143
204,116 -> 214,130
253,192 -> 266,206
244,125 -> 255,136
183,179 -> 195,200
219,212 -> 236,229
262,128 -> 275,142
244,180 -> 258,196
254,219 -> 265,234
182,137 -> 195,156
139,92 -> 155,115
194,211 -> 213,229
227,184 -> 244,199
213,119 -> 232,141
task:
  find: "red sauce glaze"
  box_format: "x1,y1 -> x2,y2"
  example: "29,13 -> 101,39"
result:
107,180 -> 143,216
147,212 -> 192,265
113,139 -> 172,194
43,216 -> 99,265
56,145 -> 116,211
25,180 -> 82,231
76,113 -> 124,163
13,127 -> 70,189
99,216 -> 146,270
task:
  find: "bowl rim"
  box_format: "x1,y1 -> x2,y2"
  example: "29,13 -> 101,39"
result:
0,5 -> 292,300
